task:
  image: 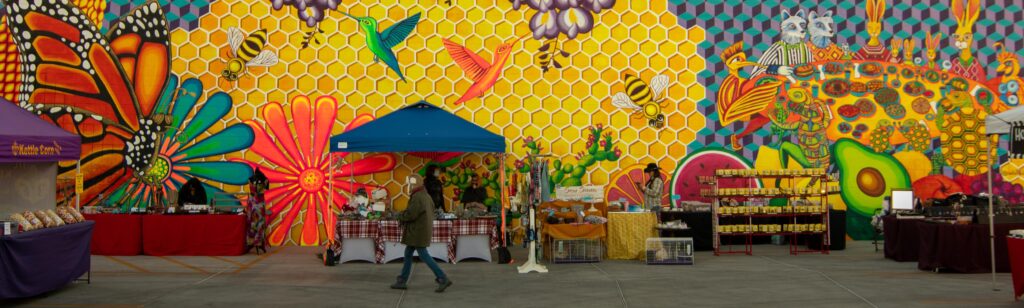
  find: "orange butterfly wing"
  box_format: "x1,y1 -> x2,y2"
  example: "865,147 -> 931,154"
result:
106,1 -> 170,117
3,0 -> 170,205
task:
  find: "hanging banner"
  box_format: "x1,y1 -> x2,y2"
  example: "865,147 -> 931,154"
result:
1012,122 -> 1024,159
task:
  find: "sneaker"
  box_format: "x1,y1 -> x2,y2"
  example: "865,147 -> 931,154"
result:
390,276 -> 408,290
434,278 -> 452,293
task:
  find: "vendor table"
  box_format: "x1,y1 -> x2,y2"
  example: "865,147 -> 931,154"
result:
378,220 -> 453,264
335,220 -> 379,264
658,211 -> 713,251
606,212 -> 657,260
916,222 -> 1024,273
452,219 -> 498,263
0,221 -> 93,299
83,214 -> 142,255
142,214 -> 248,256
1009,237 -> 1024,301
883,217 -> 923,262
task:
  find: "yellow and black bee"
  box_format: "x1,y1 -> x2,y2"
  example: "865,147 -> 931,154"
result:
222,27 -> 278,82
612,73 -> 670,128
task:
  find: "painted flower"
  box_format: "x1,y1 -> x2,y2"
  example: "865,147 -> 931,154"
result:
240,95 -> 396,246
557,7 -> 594,39
585,0 -> 615,13
107,75 -> 255,209
530,10 -> 560,39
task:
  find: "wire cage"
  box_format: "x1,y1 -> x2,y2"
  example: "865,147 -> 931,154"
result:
550,238 -> 602,263
645,237 -> 694,265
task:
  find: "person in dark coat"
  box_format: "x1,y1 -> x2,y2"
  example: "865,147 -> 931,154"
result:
392,174 -> 452,292
177,177 -> 208,207
424,165 -> 446,213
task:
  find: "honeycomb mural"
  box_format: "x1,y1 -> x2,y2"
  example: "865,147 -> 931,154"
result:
166,0 -> 701,245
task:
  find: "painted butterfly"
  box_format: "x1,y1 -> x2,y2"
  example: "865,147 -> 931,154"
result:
3,0 -> 171,206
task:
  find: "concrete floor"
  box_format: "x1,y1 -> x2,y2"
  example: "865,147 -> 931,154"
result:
3,241 -> 1019,307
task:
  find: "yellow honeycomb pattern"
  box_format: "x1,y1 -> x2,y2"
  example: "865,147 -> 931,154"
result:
169,0 -> 705,201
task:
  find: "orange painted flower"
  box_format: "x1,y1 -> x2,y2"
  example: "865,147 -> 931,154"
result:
239,95 -> 396,246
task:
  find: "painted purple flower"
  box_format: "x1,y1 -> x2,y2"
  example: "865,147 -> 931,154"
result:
554,0 -> 579,9
584,0 -> 615,13
531,10 -> 560,39
557,7 -> 594,39
528,0 -> 556,11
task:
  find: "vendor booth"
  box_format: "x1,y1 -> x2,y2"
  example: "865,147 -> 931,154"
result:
329,101 -> 505,264
0,99 -> 92,299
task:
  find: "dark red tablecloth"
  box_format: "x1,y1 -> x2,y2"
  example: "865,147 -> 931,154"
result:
883,217 -> 923,262
916,222 -> 1024,273
142,215 -> 247,256
82,214 -> 142,256
0,222 -> 93,299
1008,237 -> 1024,301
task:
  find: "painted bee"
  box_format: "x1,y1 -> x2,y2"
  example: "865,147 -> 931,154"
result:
222,27 -> 279,82
611,73 -> 670,128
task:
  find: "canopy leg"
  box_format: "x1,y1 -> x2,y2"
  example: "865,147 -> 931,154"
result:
988,138 -> 998,291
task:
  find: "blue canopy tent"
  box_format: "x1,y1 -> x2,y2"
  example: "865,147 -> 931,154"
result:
327,101 -> 511,245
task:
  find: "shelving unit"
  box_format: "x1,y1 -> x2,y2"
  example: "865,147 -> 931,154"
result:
699,169 -> 838,256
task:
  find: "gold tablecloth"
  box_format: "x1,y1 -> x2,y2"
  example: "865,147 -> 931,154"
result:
606,212 -> 657,260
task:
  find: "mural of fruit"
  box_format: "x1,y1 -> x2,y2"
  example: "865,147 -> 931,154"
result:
833,138 -> 910,240
912,175 -> 963,202
670,148 -> 760,203
940,107 -> 998,176
893,151 -> 930,183
606,163 -> 670,207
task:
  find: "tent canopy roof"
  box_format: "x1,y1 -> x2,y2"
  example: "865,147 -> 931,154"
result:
0,99 -> 81,162
987,105 -> 1024,135
330,101 -> 505,153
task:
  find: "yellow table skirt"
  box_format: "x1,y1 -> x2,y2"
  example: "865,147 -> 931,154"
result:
606,212 -> 657,260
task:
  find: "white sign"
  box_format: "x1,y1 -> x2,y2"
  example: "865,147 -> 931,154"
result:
555,185 -> 604,202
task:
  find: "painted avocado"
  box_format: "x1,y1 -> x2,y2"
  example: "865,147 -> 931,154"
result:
833,138 -> 911,240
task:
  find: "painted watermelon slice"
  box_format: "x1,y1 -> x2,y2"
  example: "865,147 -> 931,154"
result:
671,148 -> 760,203
605,164 -> 671,207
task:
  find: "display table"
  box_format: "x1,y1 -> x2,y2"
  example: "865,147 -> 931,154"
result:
82,214 -> 142,255
141,215 -> 248,256
452,218 -> 498,263
335,220 -> 379,264
658,211 -> 713,251
916,222 -> 1024,273
0,221 -> 93,299
378,220 -> 453,264
1008,237 -> 1024,301
606,212 -> 657,260
883,217 -> 923,262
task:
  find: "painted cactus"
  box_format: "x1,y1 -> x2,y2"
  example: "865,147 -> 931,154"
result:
515,124 -> 621,189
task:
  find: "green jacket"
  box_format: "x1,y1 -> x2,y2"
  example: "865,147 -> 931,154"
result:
399,187 -> 434,248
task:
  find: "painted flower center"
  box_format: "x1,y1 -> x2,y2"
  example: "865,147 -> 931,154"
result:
857,168 -> 885,197
141,156 -> 171,185
299,168 -> 325,193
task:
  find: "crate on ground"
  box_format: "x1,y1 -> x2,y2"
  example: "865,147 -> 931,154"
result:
550,238 -> 602,263
645,237 -> 694,265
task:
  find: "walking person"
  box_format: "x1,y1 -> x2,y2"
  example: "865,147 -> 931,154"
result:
392,174 -> 453,292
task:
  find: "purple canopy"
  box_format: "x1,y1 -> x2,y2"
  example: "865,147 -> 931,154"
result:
0,99 -> 81,162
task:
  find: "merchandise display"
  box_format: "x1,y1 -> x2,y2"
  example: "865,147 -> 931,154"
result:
702,169 -> 836,255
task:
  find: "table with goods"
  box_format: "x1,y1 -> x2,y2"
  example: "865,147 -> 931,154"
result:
81,203 -> 250,256
1009,230 -> 1023,301
1,206 -> 93,299
700,168 -> 839,255
882,207 -> 1024,273
334,217 -> 499,264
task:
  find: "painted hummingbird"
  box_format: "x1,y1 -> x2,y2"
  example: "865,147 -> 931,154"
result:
443,33 -> 528,105
342,12 -> 421,82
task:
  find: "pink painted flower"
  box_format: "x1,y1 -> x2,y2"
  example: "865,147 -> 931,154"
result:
238,95 -> 396,246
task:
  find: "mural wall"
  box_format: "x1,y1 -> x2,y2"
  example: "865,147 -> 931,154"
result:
0,0 -> 1022,244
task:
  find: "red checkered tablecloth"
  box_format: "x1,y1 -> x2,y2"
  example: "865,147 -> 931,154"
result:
452,219 -> 499,249
377,220 -> 454,263
334,220 -> 379,258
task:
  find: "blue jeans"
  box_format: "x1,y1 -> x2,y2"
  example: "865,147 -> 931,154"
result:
399,246 -> 447,281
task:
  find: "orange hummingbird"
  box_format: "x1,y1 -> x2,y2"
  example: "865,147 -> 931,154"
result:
443,34 -> 528,105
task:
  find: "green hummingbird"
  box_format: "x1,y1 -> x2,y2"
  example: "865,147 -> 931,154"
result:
343,12 -> 421,82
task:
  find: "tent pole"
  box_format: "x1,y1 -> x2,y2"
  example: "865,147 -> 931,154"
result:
75,161 -> 81,209
500,153 -> 507,247
987,137 -> 996,291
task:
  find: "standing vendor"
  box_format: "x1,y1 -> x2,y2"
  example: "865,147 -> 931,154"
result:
460,174 -> 489,212
425,165 -> 446,213
635,163 -> 664,211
